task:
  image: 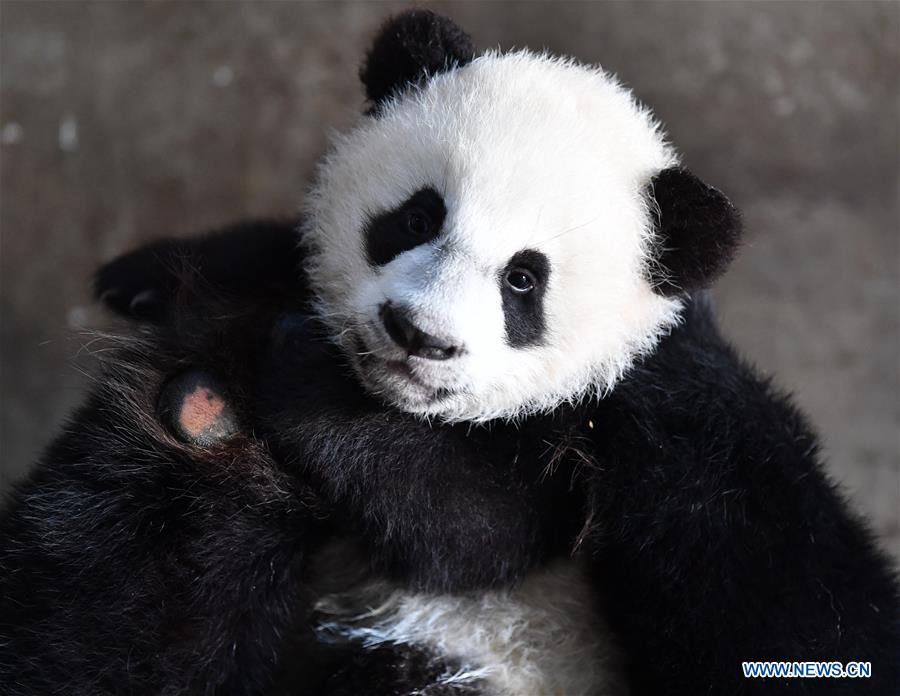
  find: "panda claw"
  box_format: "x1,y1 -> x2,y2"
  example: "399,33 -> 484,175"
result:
98,288 -> 121,304
129,289 -> 159,316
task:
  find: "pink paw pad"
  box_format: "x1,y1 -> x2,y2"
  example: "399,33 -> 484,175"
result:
158,370 -> 238,446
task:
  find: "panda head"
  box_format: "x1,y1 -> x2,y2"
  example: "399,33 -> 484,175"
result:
302,10 -> 741,422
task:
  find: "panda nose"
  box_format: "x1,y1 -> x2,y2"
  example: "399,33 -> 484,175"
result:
380,304 -> 459,360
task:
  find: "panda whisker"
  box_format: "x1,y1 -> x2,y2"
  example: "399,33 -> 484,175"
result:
440,148 -> 453,195
530,214 -> 602,248
529,201 -> 546,243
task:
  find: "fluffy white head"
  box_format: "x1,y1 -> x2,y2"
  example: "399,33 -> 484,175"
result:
303,50 -> 684,422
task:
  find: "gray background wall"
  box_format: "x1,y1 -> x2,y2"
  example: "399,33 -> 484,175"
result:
1,1 -> 898,561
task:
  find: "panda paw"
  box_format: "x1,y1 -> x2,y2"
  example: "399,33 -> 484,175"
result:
158,369 -> 239,446
93,241 -> 177,322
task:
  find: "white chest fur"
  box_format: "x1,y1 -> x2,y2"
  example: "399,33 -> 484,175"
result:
314,554 -> 625,695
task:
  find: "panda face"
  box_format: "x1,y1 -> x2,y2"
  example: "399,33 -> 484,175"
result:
303,51 -> 684,422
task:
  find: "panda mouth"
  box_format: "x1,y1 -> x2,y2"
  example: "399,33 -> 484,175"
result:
350,333 -> 453,405
382,358 -> 429,386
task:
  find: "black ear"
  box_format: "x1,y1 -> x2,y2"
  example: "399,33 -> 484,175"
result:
647,167 -> 742,295
360,10 -> 475,111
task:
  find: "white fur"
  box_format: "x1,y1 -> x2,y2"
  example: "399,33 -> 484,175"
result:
316,559 -> 625,696
303,50 -> 683,422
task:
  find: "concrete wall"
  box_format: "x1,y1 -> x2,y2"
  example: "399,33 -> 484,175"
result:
2,1 -> 897,560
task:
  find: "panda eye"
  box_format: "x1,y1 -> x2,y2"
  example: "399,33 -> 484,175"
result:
505,268 -> 536,294
405,209 -> 432,237
365,187 -> 446,267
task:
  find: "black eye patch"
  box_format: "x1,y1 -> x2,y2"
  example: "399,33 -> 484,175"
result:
500,249 -> 551,348
365,187 -> 447,267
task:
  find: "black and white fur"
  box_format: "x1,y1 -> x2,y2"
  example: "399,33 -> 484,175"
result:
3,10 -> 898,695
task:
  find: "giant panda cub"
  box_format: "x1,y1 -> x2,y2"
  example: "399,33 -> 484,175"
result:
7,9 -> 900,696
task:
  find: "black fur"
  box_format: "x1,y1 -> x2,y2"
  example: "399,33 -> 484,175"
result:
648,167 -> 742,295
360,10 -> 475,112
576,294 -> 900,694
314,643 -> 486,696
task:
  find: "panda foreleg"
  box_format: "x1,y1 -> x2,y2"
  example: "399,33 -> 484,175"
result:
253,314 -> 561,595
581,303 -> 900,695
